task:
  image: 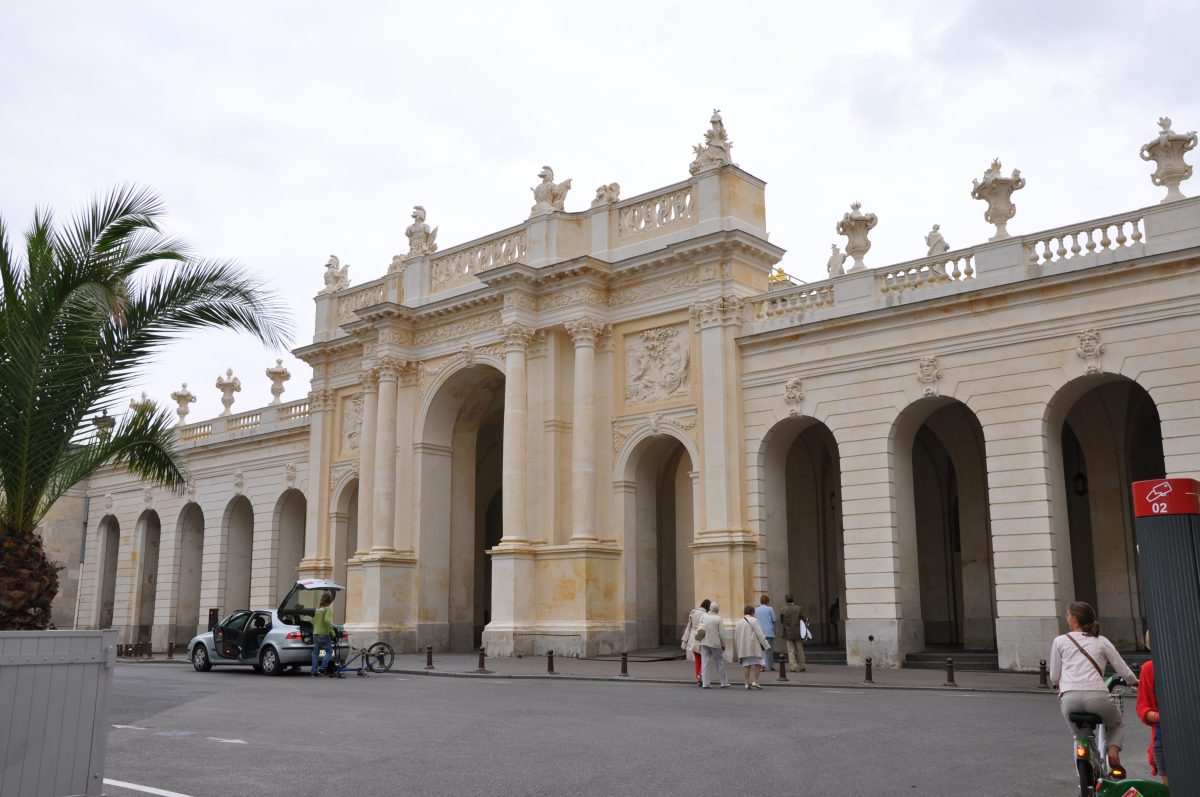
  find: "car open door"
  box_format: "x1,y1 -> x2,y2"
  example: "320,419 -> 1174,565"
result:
213,610 -> 251,659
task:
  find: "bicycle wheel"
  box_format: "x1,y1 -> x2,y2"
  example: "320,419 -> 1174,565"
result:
1076,758 -> 1095,797
366,642 -> 394,673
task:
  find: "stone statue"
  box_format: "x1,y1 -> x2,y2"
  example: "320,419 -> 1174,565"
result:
591,183 -> 621,208
529,166 -> 572,217
129,391 -> 154,413
216,368 -> 241,417
403,206 -> 438,259
836,202 -> 878,272
1140,117 -> 1197,203
92,409 -> 115,442
689,109 -> 735,175
971,159 -> 1025,241
170,382 -> 197,425
826,244 -> 848,278
925,224 -> 950,256
319,255 -> 349,295
768,265 -> 791,286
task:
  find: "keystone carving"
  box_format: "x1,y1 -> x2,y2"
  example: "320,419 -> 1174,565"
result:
784,378 -> 805,417
918,356 -> 943,398
1076,329 -> 1104,375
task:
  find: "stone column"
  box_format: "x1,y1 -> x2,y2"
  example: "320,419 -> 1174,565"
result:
356,370 -> 378,557
371,359 -> 399,553
299,388 -> 334,578
392,364 -> 418,552
566,317 -> 603,542
500,323 -> 535,543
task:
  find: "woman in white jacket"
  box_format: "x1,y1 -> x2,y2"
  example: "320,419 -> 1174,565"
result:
734,604 -> 770,690
681,598 -> 711,685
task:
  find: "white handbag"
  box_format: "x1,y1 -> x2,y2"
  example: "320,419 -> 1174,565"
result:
798,619 -> 813,641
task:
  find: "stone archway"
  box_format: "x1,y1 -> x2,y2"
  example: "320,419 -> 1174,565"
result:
760,416 -> 845,646
222,495 -> 254,612
1049,375 -> 1164,650
96,515 -> 120,629
133,510 -> 161,646
274,489 -> 307,604
618,432 -> 697,651
893,398 -> 996,652
414,363 -> 505,651
331,478 -> 358,624
174,503 -> 204,647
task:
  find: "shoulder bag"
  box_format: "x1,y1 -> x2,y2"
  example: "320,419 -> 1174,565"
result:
1066,633 -> 1105,680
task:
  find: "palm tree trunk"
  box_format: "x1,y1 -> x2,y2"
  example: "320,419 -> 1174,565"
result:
0,528 -> 60,629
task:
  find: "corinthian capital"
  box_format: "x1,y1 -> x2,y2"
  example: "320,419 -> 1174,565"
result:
688,296 -> 744,330
565,316 -> 605,347
502,323 -> 536,353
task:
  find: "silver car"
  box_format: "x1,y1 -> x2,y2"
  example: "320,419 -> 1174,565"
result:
188,579 -> 348,676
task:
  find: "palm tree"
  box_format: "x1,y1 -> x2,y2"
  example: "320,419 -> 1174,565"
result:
0,187 -> 291,630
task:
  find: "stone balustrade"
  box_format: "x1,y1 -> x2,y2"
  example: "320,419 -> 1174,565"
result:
228,411 -> 261,432
335,279 -> 389,325
880,251 -> 976,294
279,400 -> 309,421
746,285 -> 835,328
178,421 -> 212,442
613,184 -> 696,243
176,397 -> 310,447
429,227 -> 527,293
1023,211 -> 1144,266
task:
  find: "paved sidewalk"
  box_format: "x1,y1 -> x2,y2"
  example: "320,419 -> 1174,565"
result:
118,649 -> 1056,694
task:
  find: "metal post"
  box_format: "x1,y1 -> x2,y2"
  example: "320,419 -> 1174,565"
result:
777,656 -> 789,682
864,657 -> 874,684
424,645 -> 434,670
476,648 -> 487,673
944,657 -> 957,687
1037,659 -> 1049,689
547,650 -> 556,675
619,651 -> 628,677
167,641 -> 175,660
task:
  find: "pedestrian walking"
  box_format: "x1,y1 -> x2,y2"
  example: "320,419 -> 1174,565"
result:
753,595 -> 778,671
1135,629 -> 1167,786
698,601 -> 730,689
734,605 -> 770,689
681,598 -> 712,686
310,592 -> 335,677
778,593 -> 808,672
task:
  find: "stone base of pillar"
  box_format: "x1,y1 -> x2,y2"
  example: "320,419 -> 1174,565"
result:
483,545 -> 536,657
996,617 -> 1061,672
689,536 -> 757,618
844,617 -> 923,668
296,557 -> 333,580
342,554 -> 417,650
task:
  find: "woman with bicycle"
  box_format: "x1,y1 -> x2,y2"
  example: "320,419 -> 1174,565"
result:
1049,601 -> 1139,774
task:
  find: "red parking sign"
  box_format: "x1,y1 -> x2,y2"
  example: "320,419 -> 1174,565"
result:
1131,478 -> 1200,517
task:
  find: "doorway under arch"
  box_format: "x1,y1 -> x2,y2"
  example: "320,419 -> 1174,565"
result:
274,489 -> 307,604
761,417 -> 844,645
96,515 -> 120,629
222,495 -> 254,612
1052,376 -> 1164,650
331,478 -> 359,624
621,433 -> 696,651
894,398 -> 996,652
133,510 -> 161,645
174,502 -> 204,647
415,363 -> 505,652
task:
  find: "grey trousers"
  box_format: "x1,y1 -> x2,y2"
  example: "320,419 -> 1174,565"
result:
1059,690 -> 1125,751
700,646 -> 728,687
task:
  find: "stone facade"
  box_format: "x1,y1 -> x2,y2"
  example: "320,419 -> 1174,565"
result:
48,117 -> 1200,671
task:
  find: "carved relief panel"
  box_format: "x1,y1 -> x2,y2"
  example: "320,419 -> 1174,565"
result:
339,393 -> 363,458
623,323 -> 690,406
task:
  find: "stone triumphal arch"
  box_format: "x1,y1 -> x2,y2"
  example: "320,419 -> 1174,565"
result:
50,113 -> 1200,670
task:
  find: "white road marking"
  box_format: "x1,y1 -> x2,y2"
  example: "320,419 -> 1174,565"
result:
205,737 -> 247,743
103,778 -> 195,797
112,724 -> 147,730
819,689 -> 863,694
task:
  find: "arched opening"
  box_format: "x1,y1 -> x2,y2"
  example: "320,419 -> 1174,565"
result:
223,495 -> 254,612
96,515 -> 120,629
174,503 -> 204,647
1052,376 -> 1164,650
274,489 -> 307,605
895,398 -> 996,653
331,479 -> 359,625
761,417 -> 844,646
416,363 -> 505,651
622,434 -> 696,651
134,510 -> 161,645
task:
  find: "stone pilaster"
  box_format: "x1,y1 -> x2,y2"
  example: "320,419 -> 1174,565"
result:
356,370 -> 379,557
371,359 -> 400,552
566,317 -> 604,542
299,388 -> 335,578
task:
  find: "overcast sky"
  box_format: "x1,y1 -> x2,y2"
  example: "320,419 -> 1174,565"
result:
2,1 -> 1197,422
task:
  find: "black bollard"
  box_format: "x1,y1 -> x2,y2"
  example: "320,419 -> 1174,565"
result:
864,657 -> 874,684
117,644 -> 124,659
619,651 -> 628,677
167,641 -> 174,660
547,650 -> 556,675
944,657 -> 957,688
425,645 -> 434,670
476,648 -> 488,673
1037,659 -> 1050,689
778,656 -> 789,682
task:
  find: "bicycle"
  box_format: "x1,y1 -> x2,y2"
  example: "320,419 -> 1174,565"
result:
1068,675 -> 1127,795
319,640 -> 395,678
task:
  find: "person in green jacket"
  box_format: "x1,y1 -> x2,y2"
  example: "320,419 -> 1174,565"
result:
310,592 -> 336,677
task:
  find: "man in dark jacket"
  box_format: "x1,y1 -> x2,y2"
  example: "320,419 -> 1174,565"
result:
777,593 -> 808,672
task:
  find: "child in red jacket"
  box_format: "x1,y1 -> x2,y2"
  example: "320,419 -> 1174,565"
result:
1135,630 -> 1167,786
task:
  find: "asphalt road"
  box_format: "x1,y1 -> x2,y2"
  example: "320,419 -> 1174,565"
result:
102,664 -> 1154,797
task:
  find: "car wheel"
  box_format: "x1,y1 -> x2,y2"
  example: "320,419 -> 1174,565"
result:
260,646 -> 283,677
192,644 -> 213,672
